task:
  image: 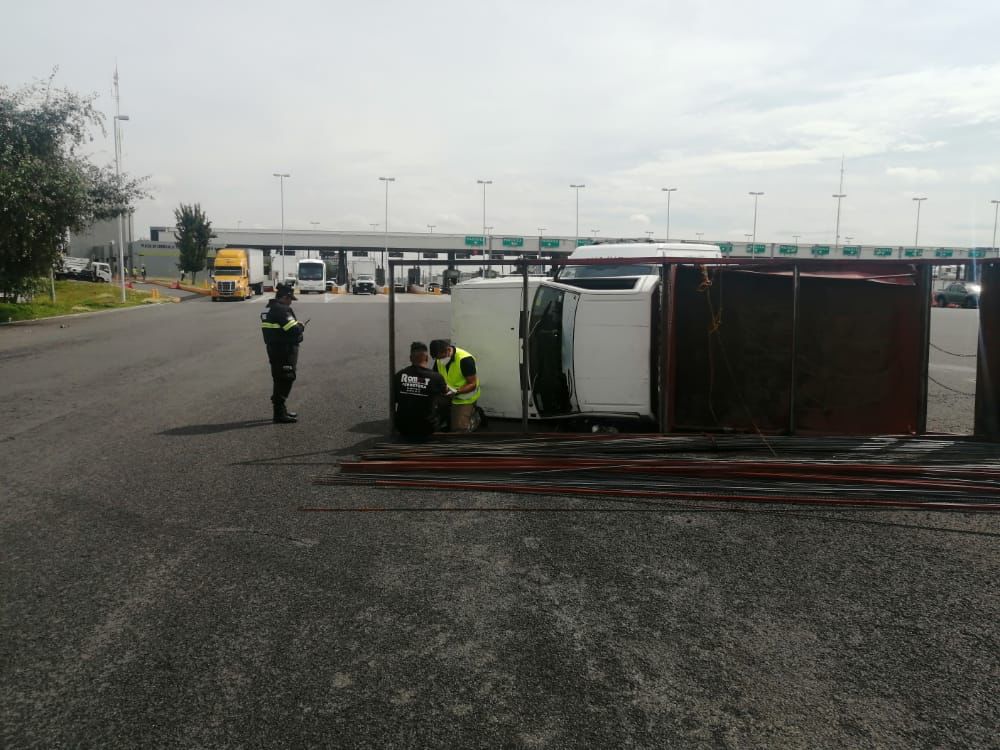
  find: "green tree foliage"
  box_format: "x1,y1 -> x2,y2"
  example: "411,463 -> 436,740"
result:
0,73 -> 146,299
174,203 -> 215,284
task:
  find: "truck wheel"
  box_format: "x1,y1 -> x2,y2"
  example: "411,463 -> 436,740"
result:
964,297 -> 977,308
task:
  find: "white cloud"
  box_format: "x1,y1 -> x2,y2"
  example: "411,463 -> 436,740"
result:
629,213 -> 651,225
886,167 -> 942,183
971,165 -> 1000,184
896,141 -> 947,153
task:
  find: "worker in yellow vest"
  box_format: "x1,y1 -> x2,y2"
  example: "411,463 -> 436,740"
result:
430,339 -> 481,432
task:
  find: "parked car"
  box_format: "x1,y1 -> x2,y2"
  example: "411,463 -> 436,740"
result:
935,282 -> 981,308
427,282 -> 441,293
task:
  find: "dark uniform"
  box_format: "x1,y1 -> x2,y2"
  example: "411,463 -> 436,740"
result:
394,364 -> 448,438
260,284 -> 305,423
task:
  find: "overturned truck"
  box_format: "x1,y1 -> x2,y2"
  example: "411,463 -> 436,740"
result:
447,242 -> 999,438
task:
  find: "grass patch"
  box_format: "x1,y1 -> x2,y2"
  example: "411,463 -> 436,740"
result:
0,281 -> 155,323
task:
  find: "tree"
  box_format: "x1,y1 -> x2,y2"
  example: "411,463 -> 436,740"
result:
174,203 -> 215,284
0,73 -> 146,300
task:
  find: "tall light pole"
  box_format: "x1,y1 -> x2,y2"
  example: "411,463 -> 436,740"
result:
369,223 -> 379,232
833,156 -> 846,251
476,179 -> 492,272
273,173 -> 290,280
427,224 -> 436,233
379,177 -> 395,284
696,232 -> 704,241
112,68 -> 129,302
749,191 -> 764,245
591,229 -> 600,237
662,187 -> 677,242
912,196 -> 927,246
645,230 -> 654,240
845,236 -> 854,245
744,233 -> 753,241
308,221 -> 319,258
538,227 -> 546,236
792,234 -> 801,244
570,184 -> 585,245
990,199 -> 1000,250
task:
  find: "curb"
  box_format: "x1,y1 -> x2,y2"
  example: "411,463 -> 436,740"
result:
0,299 -> 172,326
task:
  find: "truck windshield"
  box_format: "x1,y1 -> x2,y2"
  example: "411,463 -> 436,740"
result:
528,286 -> 578,417
214,267 -> 242,276
299,265 -> 324,280
559,263 -> 654,279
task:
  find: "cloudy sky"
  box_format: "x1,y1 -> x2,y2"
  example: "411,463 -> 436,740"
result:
4,0 -> 999,247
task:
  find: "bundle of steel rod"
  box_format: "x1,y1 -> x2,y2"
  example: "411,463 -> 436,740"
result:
313,434 -> 1000,511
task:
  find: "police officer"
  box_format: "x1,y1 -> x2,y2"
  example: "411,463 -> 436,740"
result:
429,339 -> 481,432
394,341 -> 449,439
260,283 -> 305,423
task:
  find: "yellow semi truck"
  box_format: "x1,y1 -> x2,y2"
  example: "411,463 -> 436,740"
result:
211,248 -> 265,301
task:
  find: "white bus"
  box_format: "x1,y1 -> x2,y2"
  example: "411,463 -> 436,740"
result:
297,259 -> 326,294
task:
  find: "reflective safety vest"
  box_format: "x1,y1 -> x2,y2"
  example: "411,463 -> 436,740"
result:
437,347 -> 480,405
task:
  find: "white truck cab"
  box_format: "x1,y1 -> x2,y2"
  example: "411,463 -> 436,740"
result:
450,242 -> 722,423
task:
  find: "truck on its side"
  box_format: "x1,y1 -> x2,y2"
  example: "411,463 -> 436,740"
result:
350,257 -> 378,295
450,242 -> 722,423
297,258 -> 326,294
211,248 -> 265,301
54,256 -> 112,283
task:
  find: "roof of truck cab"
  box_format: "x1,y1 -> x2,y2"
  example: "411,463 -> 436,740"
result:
453,275 -> 549,290
569,242 -> 722,260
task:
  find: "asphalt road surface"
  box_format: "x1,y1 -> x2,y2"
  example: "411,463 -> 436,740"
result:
2,296 -> 997,749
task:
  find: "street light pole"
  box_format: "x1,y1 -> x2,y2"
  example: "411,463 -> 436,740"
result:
370,223 -> 379,232
696,232 -> 704,240
427,224 -> 436,233
833,156 -> 846,251
749,192 -> 764,245
570,184 -> 585,245
273,173 -> 290,280
476,179 -> 492,270
912,196 -> 927,246
591,229 -> 600,237
379,177 -> 395,285
112,68 -> 130,302
662,187 -> 677,242
793,234 -> 801,244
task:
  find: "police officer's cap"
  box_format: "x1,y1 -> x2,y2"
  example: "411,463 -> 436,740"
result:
275,283 -> 297,300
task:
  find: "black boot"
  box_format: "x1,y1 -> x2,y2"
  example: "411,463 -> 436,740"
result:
272,399 -> 297,423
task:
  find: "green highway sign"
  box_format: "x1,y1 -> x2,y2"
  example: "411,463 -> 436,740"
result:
811,245 -> 831,256
778,244 -> 798,255
904,248 -> 923,258
464,235 -> 484,247
934,248 -> 954,258
502,237 -> 524,248
874,247 -> 894,257
969,249 -> 987,258
540,239 -> 561,248
576,239 -> 592,246
842,246 -> 861,256
718,243 -> 734,254
746,243 -> 767,254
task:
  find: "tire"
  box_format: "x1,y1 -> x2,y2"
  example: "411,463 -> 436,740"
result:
964,297 -> 977,309
935,295 -> 946,307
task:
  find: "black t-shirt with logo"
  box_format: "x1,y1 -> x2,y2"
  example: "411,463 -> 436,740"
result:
394,364 -> 448,436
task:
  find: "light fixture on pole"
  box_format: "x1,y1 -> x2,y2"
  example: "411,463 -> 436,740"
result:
273,173 -> 290,280
591,229 -> 600,237
237,220 -> 242,230
845,236 -> 854,245
662,187 -> 677,242
833,156 -> 846,251
749,192 -> 764,245
696,232 -> 704,240
990,199 -> 1000,250
538,227 -> 546,236
427,224 -> 436,233
369,223 -> 379,232
570,184 -> 585,245
379,177 -> 395,283
645,231 -> 654,240
793,234 -> 801,244
912,196 -> 927,246
744,233 -> 753,241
